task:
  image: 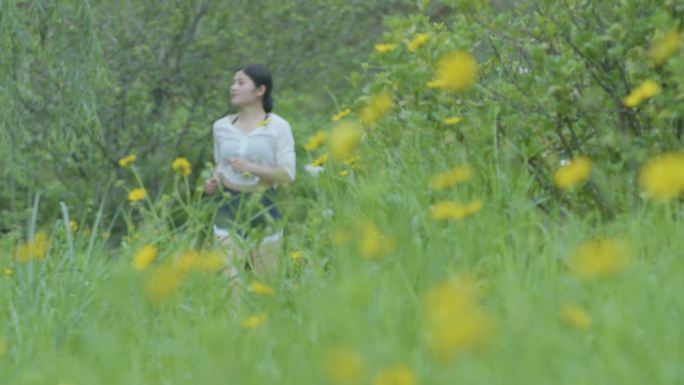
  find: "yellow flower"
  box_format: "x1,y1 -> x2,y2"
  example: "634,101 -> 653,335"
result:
13,231 -> 50,262
172,157 -> 192,176
312,153 -> 329,167
639,152 -> 684,201
373,366 -> 416,385
327,121 -> 364,161
305,130 -> 328,151
567,238 -> 632,280
132,244 -> 158,271
359,92 -> 393,124
256,117 -> 272,127
429,199 -> 482,220
430,165 -> 472,190
406,32 -> 429,51
649,28 -> 681,66
128,188 -> 147,202
553,156 -> 592,190
251,280 -> 275,296
622,80 -> 660,108
118,154 -> 137,168
323,347 -> 367,385
68,220 -> 78,233
0,336 -> 7,355
428,51 -> 478,92
176,250 -> 200,273
3,267 -> 12,277
443,117 -> 462,125
359,222 -> 394,258
145,264 -> 184,301
197,250 -> 225,272
241,313 -> 268,329
560,304 -> 591,330
340,169 -> 349,176
375,43 -> 398,53
423,276 -> 493,360
332,108 -> 352,122
289,250 -> 303,265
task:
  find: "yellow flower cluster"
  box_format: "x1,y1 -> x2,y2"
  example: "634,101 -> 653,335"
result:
118,154 -> 136,168
375,43 -> 398,53
327,121 -> 364,161
554,156 -> 592,190
143,249 -> 224,301
373,365 -> 416,385
359,92 -> 393,124
429,199 -> 482,220
406,32 -> 429,51
560,304 -> 591,331
639,152 -> 684,201
427,51 -> 478,92
423,275 -> 493,360
128,188 -> 147,202
241,313 -> 268,329
623,80 -> 660,108
567,238 -> 631,280
649,28 -> 681,66
304,130 -> 328,151
332,108 -> 352,122
322,346 -> 367,385
13,231 -> 50,262
430,165 -> 472,190
250,280 -> 275,296
172,157 -> 192,176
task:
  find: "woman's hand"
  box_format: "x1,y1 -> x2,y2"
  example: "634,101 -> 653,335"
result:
204,171 -> 219,194
228,157 -> 258,175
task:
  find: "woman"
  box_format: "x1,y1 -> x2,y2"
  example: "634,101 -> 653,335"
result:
204,64 -> 295,283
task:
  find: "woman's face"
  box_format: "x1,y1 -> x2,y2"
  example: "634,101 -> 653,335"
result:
230,70 -> 265,107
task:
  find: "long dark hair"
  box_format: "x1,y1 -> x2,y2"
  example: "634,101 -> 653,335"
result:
240,64 -> 274,113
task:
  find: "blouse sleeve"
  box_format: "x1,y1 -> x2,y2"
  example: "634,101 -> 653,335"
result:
275,122 -> 296,182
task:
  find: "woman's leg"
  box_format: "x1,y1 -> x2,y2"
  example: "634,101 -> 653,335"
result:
215,230 -> 248,302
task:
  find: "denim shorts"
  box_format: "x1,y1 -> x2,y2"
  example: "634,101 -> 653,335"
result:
213,186 -> 282,244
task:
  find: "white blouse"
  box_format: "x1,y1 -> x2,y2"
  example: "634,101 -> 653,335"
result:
213,112 -> 296,186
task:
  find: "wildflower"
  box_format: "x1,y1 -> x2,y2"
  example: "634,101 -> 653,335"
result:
251,280 -> 275,296
13,231 -> 50,262
197,250 -> 225,273
429,199 -> 482,220
554,156 -> 592,190
373,366 -> 416,385
340,169 -> 349,176
132,244 -> 158,271
560,304 -> 591,330
304,130 -> 328,151
406,32 -> 429,51
327,122 -> 363,161
312,153 -> 329,167
430,165 -> 472,190
144,264 -> 184,301
359,92 -> 393,124
323,346 -> 367,385
69,220 -> 78,233
290,250 -> 303,266
649,28 -> 681,66
172,157 -> 192,176
428,51 -> 478,92
118,154 -> 137,168
639,152 -> 684,201
332,108 -> 352,122
443,117 -> 462,125
567,238 -> 632,280
623,80 -> 660,108
128,188 -> 147,202
423,275 -> 493,360
241,313 -> 268,329
3,267 -> 12,277
375,43 -> 398,53
176,250 -> 200,273
358,222 -> 395,258
256,117 -> 272,127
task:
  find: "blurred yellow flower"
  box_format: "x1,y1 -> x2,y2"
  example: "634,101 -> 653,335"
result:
560,304 -> 591,330
443,117 -> 462,125
251,280 -> 275,296
623,80 -> 660,107
132,244 -> 158,271
241,313 -> 268,329
406,32 -> 429,51
375,43 -> 398,53
145,264 -> 184,301
128,188 -> 147,202
428,51 -> 478,92
13,231 -> 50,262
313,153 -> 329,167
373,366 -> 416,385
172,157 -> 192,176
340,169 -> 350,176
332,108 -> 352,122
649,28 -> 681,66
554,156 -> 592,190
567,238 -> 632,280
430,165 -> 472,190
423,276 -> 493,360
639,152 -> 684,201
360,92 -> 393,124
359,222 -> 394,258
429,199 -> 482,220
290,250 -> 303,265
323,346 -> 367,385
69,220 -> 78,233
305,130 -> 328,151
118,154 -> 137,168
198,250 -> 225,272
3,267 -> 12,277
327,122 -> 364,161
176,250 -> 200,273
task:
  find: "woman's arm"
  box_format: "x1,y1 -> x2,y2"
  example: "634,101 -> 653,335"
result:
227,158 -> 293,185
